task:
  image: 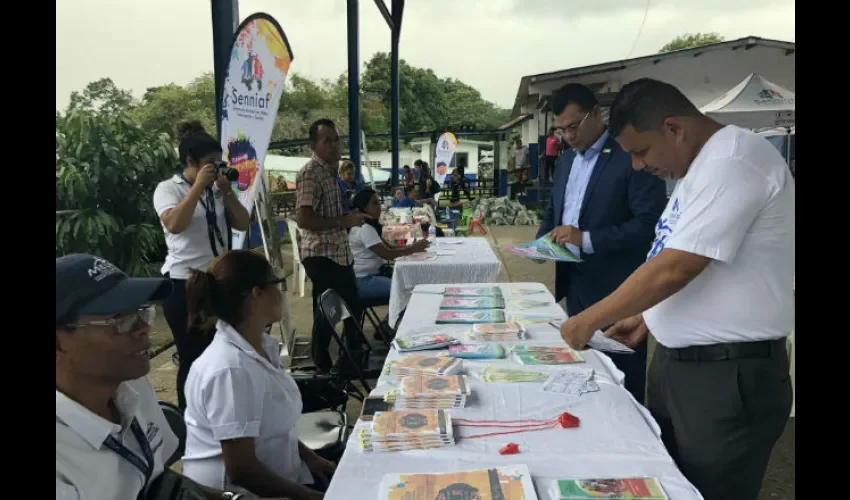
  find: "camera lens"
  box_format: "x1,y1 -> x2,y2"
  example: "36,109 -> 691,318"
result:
222,167 -> 239,182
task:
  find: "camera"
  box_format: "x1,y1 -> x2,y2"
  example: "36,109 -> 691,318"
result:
213,161 -> 240,182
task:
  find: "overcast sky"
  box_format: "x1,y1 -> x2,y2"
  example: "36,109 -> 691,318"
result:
56,0 -> 794,111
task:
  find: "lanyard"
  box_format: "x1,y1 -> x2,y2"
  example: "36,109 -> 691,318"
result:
180,173 -> 227,256
102,418 -> 155,490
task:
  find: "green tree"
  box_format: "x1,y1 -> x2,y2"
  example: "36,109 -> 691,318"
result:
131,74 -> 217,137
67,77 -> 136,115
659,33 -> 725,53
56,110 -> 177,276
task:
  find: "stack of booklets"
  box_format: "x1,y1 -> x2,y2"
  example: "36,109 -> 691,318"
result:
379,464 -> 539,500
480,366 -> 548,383
513,345 -> 585,365
359,409 -> 455,452
443,286 -> 503,297
384,354 -> 464,377
440,296 -> 506,309
392,333 -> 459,352
467,322 -> 527,341
556,477 -> 667,499
447,343 -> 506,359
384,373 -> 471,409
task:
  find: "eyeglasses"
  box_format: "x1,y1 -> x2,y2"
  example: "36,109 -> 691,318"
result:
68,305 -> 156,335
259,277 -> 287,292
558,112 -> 590,136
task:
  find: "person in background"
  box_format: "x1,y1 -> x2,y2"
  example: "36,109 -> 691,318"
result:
448,168 -> 474,209
349,189 -> 430,305
560,78 -> 794,500
513,138 -> 528,173
153,120 -> 251,411
337,158 -> 362,214
390,188 -> 406,208
537,83 -> 667,402
295,118 -> 367,373
56,254 -> 282,500
394,186 -> 419,208
543,126 -> 561,184
412,159 -> 423,184
416,161 -> 439,208
182,250 -> 333,500
401,165 -> 415,188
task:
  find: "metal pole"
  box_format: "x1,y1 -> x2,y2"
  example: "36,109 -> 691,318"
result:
347,0 -> 362,177
390,0 -> 403,187
211,0 -> 239,141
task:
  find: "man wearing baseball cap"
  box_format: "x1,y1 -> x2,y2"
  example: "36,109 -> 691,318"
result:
56,254 -> 286,500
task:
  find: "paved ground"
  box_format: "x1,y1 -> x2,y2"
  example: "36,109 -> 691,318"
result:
147,225 -> 794,500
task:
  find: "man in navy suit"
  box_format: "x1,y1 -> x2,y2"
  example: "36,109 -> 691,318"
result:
537,83 -> 667,402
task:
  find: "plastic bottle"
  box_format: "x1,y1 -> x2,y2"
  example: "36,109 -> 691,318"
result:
428,224 -> 437,241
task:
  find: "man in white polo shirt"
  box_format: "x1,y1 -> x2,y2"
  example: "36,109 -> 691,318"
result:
558,78 -> 794,500
56,254 -> 284,500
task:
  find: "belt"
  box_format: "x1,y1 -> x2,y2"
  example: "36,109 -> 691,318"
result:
661,338 -> 786,362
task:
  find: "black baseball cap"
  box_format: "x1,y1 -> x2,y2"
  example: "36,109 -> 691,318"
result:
56,254 -> 173,326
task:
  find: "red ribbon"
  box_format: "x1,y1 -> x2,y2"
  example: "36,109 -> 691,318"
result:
454,412 -> 579,440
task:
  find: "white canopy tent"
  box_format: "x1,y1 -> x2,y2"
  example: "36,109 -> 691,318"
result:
700,73 -> 795,129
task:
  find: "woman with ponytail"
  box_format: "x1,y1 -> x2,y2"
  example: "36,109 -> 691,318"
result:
153,120 -> 251,410
182,250 -> 334,500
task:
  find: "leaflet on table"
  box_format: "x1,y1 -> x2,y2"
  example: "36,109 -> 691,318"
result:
397,253 -> 437,262
447,343 -> 506,359
440,296 -> 506,309
480,366 -> 548,383
380,464 -> 539,500
515,350 -> 584,365
512,313 -> 566,328
436,309 -> 506,324
509,288 -> 548,296
507,299 -> 553,310
556,477 -> 668,499
443,286 -> 503,297
502,234 -> 583,262
541,368 -> 598,397
586,330 -> 635,354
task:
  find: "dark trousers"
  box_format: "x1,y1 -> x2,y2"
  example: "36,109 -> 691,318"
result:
648,341 -> 792,500
543,155 -> 557,182
302,257 -> 364,373
162,277 -> 213,411
566,295 -> 647,403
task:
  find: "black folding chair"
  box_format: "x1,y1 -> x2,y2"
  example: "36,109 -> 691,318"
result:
360,297 -> 392,347
318,289 -> 387,400
158,401 -> 185,468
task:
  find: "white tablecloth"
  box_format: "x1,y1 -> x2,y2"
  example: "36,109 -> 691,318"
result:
325,282 -> 704,500
387,237 -> 501,327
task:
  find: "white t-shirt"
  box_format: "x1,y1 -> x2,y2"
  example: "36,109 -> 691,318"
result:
56,378 -> 179,500
153,175 -> 229,279
349,224 -> 385,278
182,320 -> 313,491
643,125 -> 795,348
514,146 -> 528,168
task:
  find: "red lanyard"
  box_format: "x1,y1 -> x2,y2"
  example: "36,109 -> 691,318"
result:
454,412 -> 580,440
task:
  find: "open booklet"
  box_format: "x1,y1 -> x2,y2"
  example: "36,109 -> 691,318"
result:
503,234 -> 582,262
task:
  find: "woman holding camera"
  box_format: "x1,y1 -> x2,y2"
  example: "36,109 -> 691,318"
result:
153,120 -> 250,410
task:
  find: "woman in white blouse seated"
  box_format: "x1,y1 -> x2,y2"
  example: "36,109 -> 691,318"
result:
349,189 -> 429,305
181,249 -> 334,500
